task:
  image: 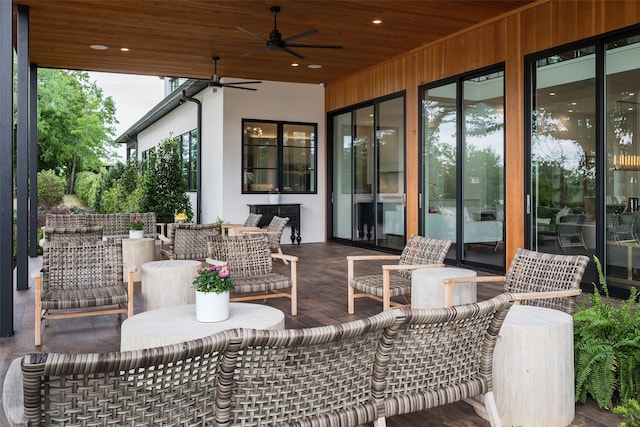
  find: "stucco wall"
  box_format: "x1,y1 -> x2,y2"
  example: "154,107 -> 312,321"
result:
135,79 -> 326,244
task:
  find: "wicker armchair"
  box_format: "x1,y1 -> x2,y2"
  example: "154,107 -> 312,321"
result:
347,234 -> 452,313
159,223 -> 220,260
33,240 -> 134,346
220,213 -> 263,235
206,234 -> 298,315
443,248 -> 590,313
242,215 -> 289,259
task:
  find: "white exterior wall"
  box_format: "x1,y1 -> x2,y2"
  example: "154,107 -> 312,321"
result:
135,80 -> 325,243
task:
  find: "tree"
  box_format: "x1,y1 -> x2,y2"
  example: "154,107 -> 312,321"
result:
139,137 -> 193,223
37,69 -> 118,193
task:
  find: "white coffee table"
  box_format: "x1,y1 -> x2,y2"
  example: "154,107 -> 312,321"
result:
120,302 -> 285,351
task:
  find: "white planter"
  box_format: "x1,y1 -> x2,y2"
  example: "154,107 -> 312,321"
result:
129,230 -> 144,239
195,290 -> 230,322
268,194 -> 280,204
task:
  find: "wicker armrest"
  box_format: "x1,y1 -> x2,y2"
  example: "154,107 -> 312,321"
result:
205,258 -> 228,267
271,253 -> 299,263
347,254 -> 401,262
513,289 -> 581,304
382,263 -> 445,271
158,234 -> 171,243
2,358 -> 26,427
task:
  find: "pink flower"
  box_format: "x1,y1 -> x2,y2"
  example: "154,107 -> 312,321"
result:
219,268 -> 230,278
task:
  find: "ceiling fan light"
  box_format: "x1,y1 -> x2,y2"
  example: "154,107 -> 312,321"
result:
308,64 -> 322,69
90,44 -> 108,50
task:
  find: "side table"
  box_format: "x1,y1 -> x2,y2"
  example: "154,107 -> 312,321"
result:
411,267 -> 477,308
121,303 -> 285,351
477,305 -> 575,427
140,259 -> 201,311
121,238 -> 156,282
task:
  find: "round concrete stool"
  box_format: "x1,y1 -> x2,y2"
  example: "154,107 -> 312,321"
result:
411,267 -> 477,308
490,305 -> 575,427
140,260 -> 201,311
121,238 -> 156,282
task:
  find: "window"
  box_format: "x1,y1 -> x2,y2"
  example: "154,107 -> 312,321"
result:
242,119 -> 317,193
175,129 -> 198,191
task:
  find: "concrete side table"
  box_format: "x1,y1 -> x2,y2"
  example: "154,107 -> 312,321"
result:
121,238 -> 156,282
411,267 -> 477,308
140,259 -> 201,311
121,303 -> 285,351
490,305 -> 574,427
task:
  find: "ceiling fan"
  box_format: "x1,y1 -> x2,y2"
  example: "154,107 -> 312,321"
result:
237,5 -> 343,59
208,56 -> 262,91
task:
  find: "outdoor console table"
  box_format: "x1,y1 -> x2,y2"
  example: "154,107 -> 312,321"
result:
411,267 -> 477,308
248,203 -> 302,244
140,260 -> 201,311
477,304 -> 574,427
120,303 -> 285,351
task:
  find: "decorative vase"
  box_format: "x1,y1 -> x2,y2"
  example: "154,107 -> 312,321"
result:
129,230 -> 144,239
269,194 -> 280,204
195,290 -> 230,322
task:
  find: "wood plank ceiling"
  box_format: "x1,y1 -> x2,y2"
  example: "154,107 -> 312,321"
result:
14,0 -> 533,85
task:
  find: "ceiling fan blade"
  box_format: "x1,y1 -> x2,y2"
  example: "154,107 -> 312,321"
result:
286,43 -> 343,49
242,47 -> 267,57
224,85 -> 258,91
236,26 -> 268,42
222,81 -> 262,85
284,47 -> 305,59
282,29 -> 318,43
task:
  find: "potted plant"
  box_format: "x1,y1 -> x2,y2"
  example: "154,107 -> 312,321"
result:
192,265 -> 235,322
268,187 -> 280,204
129,214 -> 145,239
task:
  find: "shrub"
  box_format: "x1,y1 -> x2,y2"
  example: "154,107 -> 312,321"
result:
74,170 -> 101,209
574,256 -> 640,410
37,169 -> 65,209
139,137 -> 192,223
614,399 -> 640,427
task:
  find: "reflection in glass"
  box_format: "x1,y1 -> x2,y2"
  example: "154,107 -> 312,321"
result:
422,71 -> 505,269
531,47 -> 596,259
242,121 -> 278,192
605,35 -> 640,286
354,106 -> 375,241
332,112 -> 352,239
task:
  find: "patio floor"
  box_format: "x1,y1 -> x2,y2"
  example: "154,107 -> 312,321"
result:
1,241 -> 622,426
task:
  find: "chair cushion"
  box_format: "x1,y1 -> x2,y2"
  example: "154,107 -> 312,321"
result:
232,273 -> 291,293
350,275 -> 412,298
41,286 -> 129,309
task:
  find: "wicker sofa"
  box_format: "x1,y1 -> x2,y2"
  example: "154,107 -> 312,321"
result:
44,212 -> 159,239
3,294 -> 514,427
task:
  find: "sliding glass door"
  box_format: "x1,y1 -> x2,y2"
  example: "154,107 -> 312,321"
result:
329,94 -> 406,250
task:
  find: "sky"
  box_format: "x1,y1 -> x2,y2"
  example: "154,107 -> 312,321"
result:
87,71 -> 166,160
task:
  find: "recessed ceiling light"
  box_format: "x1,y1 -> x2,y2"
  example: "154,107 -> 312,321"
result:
291,63 -> 299,67
568,109 -> 574,113
549,92 -> 556,96
372,19 -> 382,24
120,47 -> 130,52
629,107 -> 634,111
90,44 -> 108,50
308,64 -> 322,69
571,102 -> 577,105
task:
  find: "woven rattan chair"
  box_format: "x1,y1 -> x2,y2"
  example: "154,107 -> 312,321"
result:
443,248 -> 590,313
216,293 -> 515,427
242,215 -> 289,261
347,234 -> 452,313
377,293 -> 514,426
9,333 -> 232,426
206,234 -> 298,315
159,223 -> 220,260
33,240 -> 134,346
220,213 -> 263,235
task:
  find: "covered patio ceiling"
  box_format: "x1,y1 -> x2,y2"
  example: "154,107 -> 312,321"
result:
14,0 -> 533,84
